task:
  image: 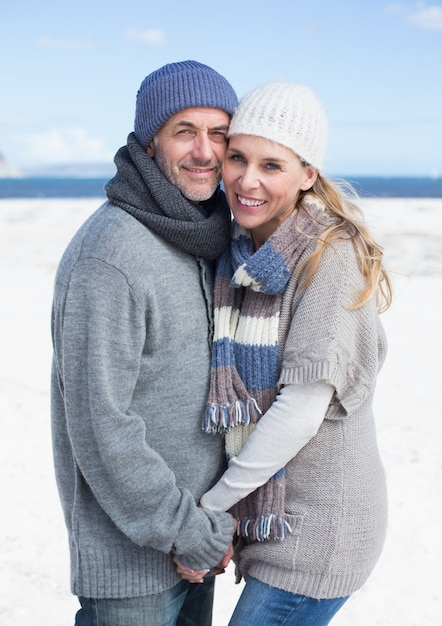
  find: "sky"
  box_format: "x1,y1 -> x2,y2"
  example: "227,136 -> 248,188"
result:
1,0 -> 441,177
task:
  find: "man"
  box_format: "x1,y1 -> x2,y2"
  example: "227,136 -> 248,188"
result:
51,60 -> 238,626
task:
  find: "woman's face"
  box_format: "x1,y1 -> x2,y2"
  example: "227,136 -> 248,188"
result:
222,135 -> 317,248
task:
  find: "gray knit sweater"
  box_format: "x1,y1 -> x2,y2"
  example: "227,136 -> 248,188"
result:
51,201 -> 234,598
233,238 -> 388,599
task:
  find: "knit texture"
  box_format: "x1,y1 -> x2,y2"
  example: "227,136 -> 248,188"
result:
51,155 -> 236,597
105,133 -> 231,259
134,60 -> 238,148
204,195 -> 331,541
232,233 -> 389,599
228,82 -> 328,170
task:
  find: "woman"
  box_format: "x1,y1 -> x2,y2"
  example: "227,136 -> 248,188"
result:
180,82 -> 392,625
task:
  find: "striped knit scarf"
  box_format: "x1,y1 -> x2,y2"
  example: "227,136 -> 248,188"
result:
204,195 -> 328,541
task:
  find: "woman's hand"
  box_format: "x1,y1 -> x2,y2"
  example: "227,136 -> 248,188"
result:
211,542 -> 234,575
173,557 -> 210,583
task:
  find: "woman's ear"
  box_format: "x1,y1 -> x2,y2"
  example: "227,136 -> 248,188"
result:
301,166 -> 318,191
147,140 -> 155,158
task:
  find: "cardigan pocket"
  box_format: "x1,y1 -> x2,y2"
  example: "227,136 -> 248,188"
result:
285,512 -> 304,536
276,512 -> 305,569
241,513 -> 305,570
234,512 -> 305,580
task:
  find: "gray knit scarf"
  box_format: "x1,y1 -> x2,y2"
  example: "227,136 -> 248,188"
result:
105,133 -> 231,259
204,195 -> 330,541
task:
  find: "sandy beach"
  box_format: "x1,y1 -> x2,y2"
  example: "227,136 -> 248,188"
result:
1,196 -> 441,626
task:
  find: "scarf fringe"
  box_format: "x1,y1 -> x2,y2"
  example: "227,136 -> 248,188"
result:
204,398 -> 262,434
236,514 -> 292,542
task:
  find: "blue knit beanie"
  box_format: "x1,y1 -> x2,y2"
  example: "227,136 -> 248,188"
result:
134,60 -> 238,149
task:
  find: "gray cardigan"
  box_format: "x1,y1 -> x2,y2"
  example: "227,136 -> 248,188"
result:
235,238 -> 388,599
51,202 -> 233,599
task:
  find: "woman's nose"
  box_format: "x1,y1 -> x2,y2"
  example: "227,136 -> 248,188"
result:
239,166 -> 260,189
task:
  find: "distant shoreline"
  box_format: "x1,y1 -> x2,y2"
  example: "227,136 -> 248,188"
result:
1,176 -> 442,199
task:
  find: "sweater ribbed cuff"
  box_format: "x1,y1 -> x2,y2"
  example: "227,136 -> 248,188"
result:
174,508 -> 234,570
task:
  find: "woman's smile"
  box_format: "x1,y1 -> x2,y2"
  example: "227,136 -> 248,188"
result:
223,134 -> 317,247
236,194 -> 267,209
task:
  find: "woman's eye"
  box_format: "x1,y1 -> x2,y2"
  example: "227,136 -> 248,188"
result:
228,153 -> 245,163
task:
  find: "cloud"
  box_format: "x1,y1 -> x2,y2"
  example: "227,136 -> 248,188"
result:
123,28 -> 165,46
18,127 -> 114,165
385,2 -> 442,30
36,37 -> 94,51
408,4 -> 442,30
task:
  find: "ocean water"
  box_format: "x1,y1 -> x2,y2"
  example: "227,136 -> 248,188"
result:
0,176 -> 442,199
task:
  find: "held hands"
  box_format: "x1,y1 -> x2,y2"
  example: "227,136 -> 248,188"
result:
173,514 -> 238,582
173,556 -> 211,584
173,542 -> 234,583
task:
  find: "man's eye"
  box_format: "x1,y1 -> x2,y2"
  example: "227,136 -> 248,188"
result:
210,131 -> 228,142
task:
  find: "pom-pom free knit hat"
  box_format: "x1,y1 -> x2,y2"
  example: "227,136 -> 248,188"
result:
134,60 -> 238,149
228,82 -> 328,170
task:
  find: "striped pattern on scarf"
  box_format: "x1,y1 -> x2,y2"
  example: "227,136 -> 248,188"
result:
204,195 -> 329,541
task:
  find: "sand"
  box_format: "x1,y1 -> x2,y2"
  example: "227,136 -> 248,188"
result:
1,197 -> 441,625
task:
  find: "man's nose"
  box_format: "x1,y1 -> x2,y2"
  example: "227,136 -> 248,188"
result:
191,134 -> 214,161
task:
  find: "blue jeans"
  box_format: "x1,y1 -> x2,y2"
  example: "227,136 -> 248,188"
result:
75,576 -> 215,626
228,577 -> 349,626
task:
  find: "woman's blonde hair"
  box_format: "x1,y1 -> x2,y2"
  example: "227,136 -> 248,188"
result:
297,174 -> 393,313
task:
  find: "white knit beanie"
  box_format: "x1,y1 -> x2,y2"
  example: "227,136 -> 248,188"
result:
228,82 -> 328,170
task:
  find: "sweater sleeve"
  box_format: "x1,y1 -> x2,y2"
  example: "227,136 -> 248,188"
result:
279,238 -> 387,415
200,382 -> 334,511
55,258 -> 233,569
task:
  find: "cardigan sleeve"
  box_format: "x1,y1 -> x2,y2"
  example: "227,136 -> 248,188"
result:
200,382 -> 334,512
279,238 -> 387,416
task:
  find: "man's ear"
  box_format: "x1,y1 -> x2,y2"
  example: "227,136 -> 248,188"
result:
147,140 -> 155,158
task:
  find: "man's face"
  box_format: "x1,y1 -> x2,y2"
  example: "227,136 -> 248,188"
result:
147,107 -> 230,202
